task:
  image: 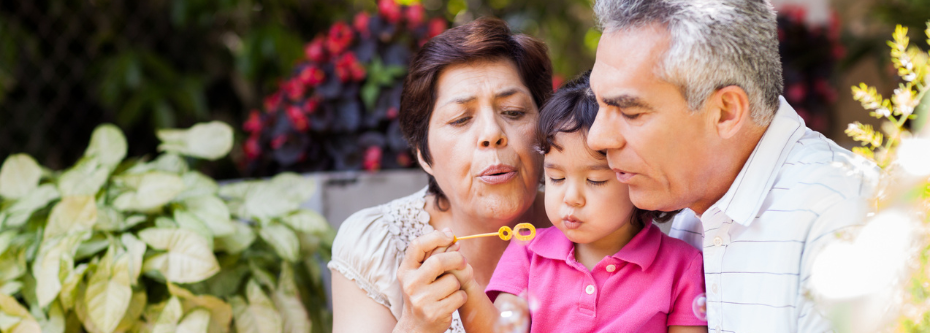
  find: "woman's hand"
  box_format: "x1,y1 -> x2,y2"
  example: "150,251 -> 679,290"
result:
394,229 -> 469,333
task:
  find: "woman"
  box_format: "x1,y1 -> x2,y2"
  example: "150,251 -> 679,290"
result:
328,17 -> 553,333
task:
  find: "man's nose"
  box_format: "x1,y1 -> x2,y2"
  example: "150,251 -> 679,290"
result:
587,107 -> 625,151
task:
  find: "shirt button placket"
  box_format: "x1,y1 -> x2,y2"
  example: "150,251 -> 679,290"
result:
605,264 -> 616,273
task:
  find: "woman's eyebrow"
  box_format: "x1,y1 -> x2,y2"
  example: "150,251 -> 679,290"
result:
494,88 -> 521,99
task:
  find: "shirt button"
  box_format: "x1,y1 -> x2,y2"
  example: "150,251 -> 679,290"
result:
713,236 -> 723,247
715,325 -> 721,333
712,283 -> 718,293
585,285 -> 595,295
606,264 -> 616,272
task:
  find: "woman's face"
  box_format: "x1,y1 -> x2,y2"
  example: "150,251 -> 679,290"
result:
419,59 -> 543,225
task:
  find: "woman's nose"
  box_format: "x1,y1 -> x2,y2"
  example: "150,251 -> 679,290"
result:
477,115 -> 508,148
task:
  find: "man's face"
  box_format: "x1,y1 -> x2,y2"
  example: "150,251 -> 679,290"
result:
588,24 -> 717,212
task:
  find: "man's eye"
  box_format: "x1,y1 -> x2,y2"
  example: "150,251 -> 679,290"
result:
622,112 -> 641,120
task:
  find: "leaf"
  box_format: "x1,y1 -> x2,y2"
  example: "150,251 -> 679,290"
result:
84,253 -> 132,333
0,247 -> 26,283
175,172 -> 219,201
214,222 -> 255,255
230,280 -> 282,333
176,308 -> 211,333
1,184 -> 59,228
0,293 -> 41,333
138,228 -> 219,283
168,284 -> 232,333
58,157 -> 110,196
112,172 -> 184,212
113,291 -> 145,333
150,153 -> 189,174
34,232 -> 89,308
41,301 -> 66,333
272,265 -> 311,333
94,206 -> 146,232
242,173 -> 316,220
152,296 -> 183,333
217,181 -> 253,201
258,223 -> 299,262
0,281 -> 21,295
280,210 -> 329,234
0,154 -> 42,199
44,196 -> 98,241
120,233 -> 147,285
157,121 -> 233,161
84,124 -> 128,168
0,230 -> 17,256
59,263 -> 88,311
181,196 -> 234,237
173,210 -> 214,250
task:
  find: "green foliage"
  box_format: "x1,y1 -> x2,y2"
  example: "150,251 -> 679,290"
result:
0,122 -> 333,333
848,24 -> 930,168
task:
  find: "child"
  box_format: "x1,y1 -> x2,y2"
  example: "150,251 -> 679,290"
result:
455,72 -> 708,333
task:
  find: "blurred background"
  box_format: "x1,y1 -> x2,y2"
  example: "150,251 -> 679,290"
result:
0,0 -> 927,180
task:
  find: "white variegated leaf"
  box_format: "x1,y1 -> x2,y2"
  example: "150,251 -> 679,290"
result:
44,196 -> 98,241
280,210 -> 329,234
176,308 -> 211,333
214,222 -> 255,255
120,233 -> 147,285
112,172 -> 184,213
138,228 -> 219,283
258,224 -> 299,262
83,124 -> 127,168
181,196 -> 234,237
84,253 -> 132,333
156,122 -> 233,161
0,154 -> 42,199
57,158 -> 110,196
152,297 -> 183,333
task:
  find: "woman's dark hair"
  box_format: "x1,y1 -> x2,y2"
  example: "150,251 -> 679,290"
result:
399,17 -> 553,209
536,71 -> 679,225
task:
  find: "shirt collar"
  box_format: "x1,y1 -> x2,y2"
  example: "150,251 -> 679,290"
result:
528,223 -> 663,271
709,96 -> 807,227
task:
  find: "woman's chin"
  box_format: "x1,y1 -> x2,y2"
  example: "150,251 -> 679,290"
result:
473,195 -> 532,223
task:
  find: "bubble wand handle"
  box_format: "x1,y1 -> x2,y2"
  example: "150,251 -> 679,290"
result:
452,232 -> 500,242
452,223 -> 536,243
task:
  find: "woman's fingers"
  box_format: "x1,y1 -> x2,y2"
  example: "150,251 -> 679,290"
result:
400,229 -> 456,271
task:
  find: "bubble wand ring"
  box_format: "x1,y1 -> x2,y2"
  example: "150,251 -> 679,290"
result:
452,223 -> 536,243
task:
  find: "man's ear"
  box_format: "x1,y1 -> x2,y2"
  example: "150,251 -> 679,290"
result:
416,149 -> 434,176
707,85 -> 752,139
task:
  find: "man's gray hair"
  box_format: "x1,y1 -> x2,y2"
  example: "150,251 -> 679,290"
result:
594,0 -> 783,125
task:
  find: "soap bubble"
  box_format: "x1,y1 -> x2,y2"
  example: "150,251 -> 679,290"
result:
692,293 -> 707,321
494,294 -> 530,333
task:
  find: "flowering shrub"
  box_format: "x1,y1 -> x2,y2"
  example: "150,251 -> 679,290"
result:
241,0 -> 447,175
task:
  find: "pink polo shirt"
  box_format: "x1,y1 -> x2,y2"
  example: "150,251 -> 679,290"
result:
486,223 -> 706,332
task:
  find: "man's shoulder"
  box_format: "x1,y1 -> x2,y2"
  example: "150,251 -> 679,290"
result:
776,129 -> 879,202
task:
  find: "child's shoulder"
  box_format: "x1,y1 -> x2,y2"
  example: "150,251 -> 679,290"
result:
654,226 -> 703,265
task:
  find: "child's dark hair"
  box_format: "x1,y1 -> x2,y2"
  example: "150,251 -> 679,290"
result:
536,71 -> 679,225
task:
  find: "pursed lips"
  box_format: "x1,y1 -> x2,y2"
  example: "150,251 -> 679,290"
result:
477,164 -> 517,184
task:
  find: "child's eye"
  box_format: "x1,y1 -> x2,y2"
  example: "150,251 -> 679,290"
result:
548,177 -> 564,184
587,179 -> 608,186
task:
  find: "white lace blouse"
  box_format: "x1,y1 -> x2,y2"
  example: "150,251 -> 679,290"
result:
328,187 -> 465,333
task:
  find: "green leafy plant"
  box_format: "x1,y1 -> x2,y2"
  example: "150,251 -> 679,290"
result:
0,121 -> 334,333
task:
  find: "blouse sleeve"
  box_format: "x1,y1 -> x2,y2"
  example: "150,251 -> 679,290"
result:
485,238 -> 532,303
667,251 -> 708,326
327,206 -> 406,319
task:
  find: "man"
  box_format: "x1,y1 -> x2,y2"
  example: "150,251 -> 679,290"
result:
586,0 -> 879,332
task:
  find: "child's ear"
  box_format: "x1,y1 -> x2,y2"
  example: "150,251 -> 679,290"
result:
416,149 -> 434,176
706,86 -> 752,139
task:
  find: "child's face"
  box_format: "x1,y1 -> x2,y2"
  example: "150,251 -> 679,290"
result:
544,131 -> 637,244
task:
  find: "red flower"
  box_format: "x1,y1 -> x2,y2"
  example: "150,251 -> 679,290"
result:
303,96 -> 321,114
354,12 -> 371,39
283,79 -> 306,101
396,151 -> 412,167
264,92 -> 282,112
785,83 -> 807,103
552,75 -> 565,92
299,65 -> 326,87
286,106 -> 309,132
427,18 -> 447,39
363,146 -> 383,171
305,35 -> 327,63
326,21 -> 354,55
335,52 -> 366,82
405,4 -> 425,29
271,134 -> 288,149
386,107 -> 399,120
378,0 -> 402,24
243,109 -> 263,133
244,134 -> 262,160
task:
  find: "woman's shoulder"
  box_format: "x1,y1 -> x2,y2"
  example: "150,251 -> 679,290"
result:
331,187 -> 434,259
